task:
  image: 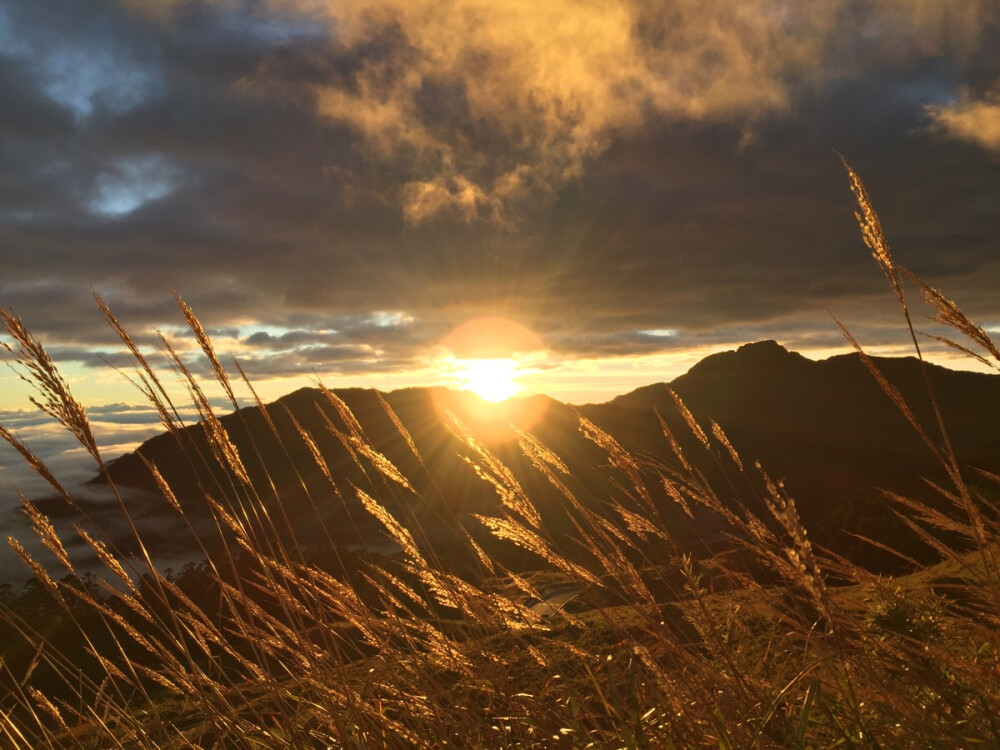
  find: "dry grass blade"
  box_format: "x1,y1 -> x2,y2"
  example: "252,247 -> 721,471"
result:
840,154 -> 904,308
283,407 -> 338,489
906,269 -> 1000,366
460,453 -> 543,531
845,531 -> 924,570
318,384 -> 366,440
660,474 -> 694,518
354,486 -> 425,567
516,428 -> 591,521
7,538 -> 64,605
140,455 -> 183,514
351,438 -> 416,494
0,424 -> 75,508
839,161 -> 991,567
758,464 -> 833,632
174,290 -> 239,410
199,409 -> 252,488
516,428 -> 570,477
158,330 -> 215,430
376,391 -> 424,468
0,308 -> 99,462
95,292 -> 181,436
0,709 -> 34,748
26,688 -> 70,736
667,389 -> 711,451
234,359 -> 281,443
657,409 -> 693,472
447,410 -> 543,529
923,332 -> 997,369
460,523 -> 496,574
832,315 -> 943,464
890,508 -> 966,564
473,513 -> 601,586
711,420 -> 743,472
615,505 -> 667,541
73,526 -> 140,597
578,412 -> 655,513
19,497 -> 72,573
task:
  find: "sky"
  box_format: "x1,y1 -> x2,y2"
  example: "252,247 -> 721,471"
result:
1,0 -> 1000,419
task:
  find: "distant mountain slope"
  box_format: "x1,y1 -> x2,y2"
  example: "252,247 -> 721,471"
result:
58,341 -> 1000,572
82,387 -> 629,569
582,341 -> 1000,567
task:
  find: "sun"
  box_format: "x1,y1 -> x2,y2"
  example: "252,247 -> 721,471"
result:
437,317 -> 546,402
433,317 -> 551,438
455,357 -> 520,402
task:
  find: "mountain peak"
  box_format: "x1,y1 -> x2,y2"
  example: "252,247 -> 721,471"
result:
735,339 -> 788,356
680,339 -> 808,380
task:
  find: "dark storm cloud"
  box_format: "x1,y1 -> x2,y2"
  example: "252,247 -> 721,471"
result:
1,0 -> 999,389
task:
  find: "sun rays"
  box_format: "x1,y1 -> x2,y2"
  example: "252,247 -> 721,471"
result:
437,316 -> 546,402
452,357 -> 521,402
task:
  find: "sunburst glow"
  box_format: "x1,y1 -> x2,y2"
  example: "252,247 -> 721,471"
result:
454,357 -> 520,402
432,318 -> 550,437
437,317 -> 547,403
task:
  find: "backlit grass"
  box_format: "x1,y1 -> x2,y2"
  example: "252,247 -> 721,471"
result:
1,164 -> 998,748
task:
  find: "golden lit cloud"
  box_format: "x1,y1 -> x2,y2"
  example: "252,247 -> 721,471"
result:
400,175 -> 499,225
301,0 -> 829,222
291,0 -> 995,221
122,0 -> 999,222
927,89 -> 1000,153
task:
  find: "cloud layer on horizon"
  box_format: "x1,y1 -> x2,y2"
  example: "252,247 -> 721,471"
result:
2,0 -> 1000,390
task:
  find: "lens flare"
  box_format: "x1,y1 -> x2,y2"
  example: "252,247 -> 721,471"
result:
454,357 -> 520,402
434,317 -> 550,441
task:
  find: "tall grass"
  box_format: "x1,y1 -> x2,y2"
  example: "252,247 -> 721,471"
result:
1,164 -> 999,747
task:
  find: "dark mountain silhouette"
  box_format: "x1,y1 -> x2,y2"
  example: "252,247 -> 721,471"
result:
40,341 -> 1000,573
587,341 -> 1000,567
73,388 -> 633,572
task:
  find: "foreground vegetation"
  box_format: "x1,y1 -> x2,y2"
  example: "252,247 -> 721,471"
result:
1,165 -> 999,747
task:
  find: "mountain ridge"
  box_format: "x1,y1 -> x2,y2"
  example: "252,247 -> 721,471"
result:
41,341 -> 1000,573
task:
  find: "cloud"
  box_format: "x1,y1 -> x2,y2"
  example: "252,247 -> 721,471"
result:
400,176 -> 499,225
238,0 -> 999,223
926,88 -> 1000,153
0,0 -> 999,404
295,0 -> 813,222
2,0 -> 163,120
88,153 -> 184,216
0,411 -> 166,502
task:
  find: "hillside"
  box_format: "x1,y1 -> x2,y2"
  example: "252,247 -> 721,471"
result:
586,340 -> 1000,566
